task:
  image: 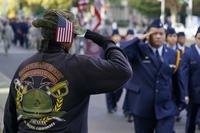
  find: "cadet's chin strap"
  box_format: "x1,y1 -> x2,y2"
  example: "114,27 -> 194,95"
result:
173,50 -> 181,74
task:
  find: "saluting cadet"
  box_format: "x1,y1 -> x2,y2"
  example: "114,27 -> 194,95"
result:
122,18 -> 186,133
122,28 -> 135,122
184,26 -> 200,133
3,9 -> 132,133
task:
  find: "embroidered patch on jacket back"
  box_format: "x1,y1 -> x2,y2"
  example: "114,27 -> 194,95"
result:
15,62 -> 69,131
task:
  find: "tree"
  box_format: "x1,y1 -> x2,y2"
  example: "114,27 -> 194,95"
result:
28,3 -> 46,16
179,2 -> 187,25
26,0 -> 76,9
128,0 -> 181,24
0,0 -> 79,17
0,0 -> 18,17
193,0 -> 200,16
128,0 -> 161,18
166,0 -> 180,24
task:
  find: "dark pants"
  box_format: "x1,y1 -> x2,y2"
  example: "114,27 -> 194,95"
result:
186,103 -> 200,133
106,88 -> 123,111
13,33 -> 19,46
134,115 -> 175,133
23,34 -> 29,49
123,90 -> 131,114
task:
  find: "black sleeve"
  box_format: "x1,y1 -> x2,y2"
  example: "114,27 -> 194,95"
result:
84,30 -> 114,50
3,81 -> 18,133
78,31 -> 133,94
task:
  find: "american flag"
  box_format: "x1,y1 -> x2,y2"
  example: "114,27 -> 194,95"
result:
56,16 -> 73,43
78,0 -> 90,11
78,0 -> 90,5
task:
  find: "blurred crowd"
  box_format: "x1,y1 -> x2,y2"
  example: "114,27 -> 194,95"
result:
0,17 -> 41,54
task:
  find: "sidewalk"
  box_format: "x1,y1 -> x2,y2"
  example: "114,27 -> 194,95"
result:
0,44 -> 37,55
0,44 -> 36,133
0,72 -> 10,132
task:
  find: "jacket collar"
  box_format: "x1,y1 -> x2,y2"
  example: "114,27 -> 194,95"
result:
41,42 -> 68,53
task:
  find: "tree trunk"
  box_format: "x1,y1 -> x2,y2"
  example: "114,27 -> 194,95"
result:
170,5 -> 177,25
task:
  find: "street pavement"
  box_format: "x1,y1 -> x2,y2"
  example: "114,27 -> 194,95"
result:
0,72 -> 10,132
0,44 -> 37,132
0,45 -> 189,133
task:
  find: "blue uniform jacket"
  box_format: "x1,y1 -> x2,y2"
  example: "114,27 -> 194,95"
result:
176,45 -> 190,98
176,45 -> 190,55
184,46 -> 190,54
183,44 -> 200,103
121,37 -> 186,119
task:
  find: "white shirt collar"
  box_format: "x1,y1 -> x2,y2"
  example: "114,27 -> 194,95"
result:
148,44 -> 163,56
167,44 -> 176,51
195,44 -> 200,55
116,43 -> 120,47
178,44 -> 185,51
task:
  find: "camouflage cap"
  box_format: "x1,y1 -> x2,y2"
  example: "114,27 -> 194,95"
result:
32,9 -> 86,35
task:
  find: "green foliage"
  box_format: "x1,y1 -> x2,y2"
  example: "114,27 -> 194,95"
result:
117,19 -> 129,27
108,0 -> 122,6
46,0 -> 73,9
128,0 -> 200,18
193,0 -> 200,16
28,3 -> 46,16
0,0 -> 79,17
128,0 -> 161,18
0,0 -> 199,18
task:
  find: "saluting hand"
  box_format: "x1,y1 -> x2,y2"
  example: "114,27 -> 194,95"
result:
139,31 -> 155,41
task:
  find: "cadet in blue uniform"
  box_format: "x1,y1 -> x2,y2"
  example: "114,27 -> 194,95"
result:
122,29 -> 135,122
122,18 -> 186,133
111,29 -> 121,47
177,32 -> 190,54
175,31 -> 190,122
125,29 -> 135,41
185,26 -> 200,133
165,27 -> 187,122
105,29 -> 124,113
165,27 -> 178,50
3,9 -> 132,133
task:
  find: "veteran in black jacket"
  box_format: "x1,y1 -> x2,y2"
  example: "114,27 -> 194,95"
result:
3,9 -> 132,133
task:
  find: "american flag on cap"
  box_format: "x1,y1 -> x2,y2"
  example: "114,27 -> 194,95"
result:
56,15 -> 74,43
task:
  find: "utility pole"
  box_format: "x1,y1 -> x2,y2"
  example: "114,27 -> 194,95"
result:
188,0 -> 193,25
159,0 -> 165,24
185,0 -> 193,29
18,0 -> 24,20
2,1 -> 7,16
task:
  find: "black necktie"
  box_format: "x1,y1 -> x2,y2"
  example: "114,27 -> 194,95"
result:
155,49 -> 162,67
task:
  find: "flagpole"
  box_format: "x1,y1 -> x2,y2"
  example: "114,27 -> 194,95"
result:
2,1 -> 7,16
188,0 -> 192,27
160,0 -> 165,24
